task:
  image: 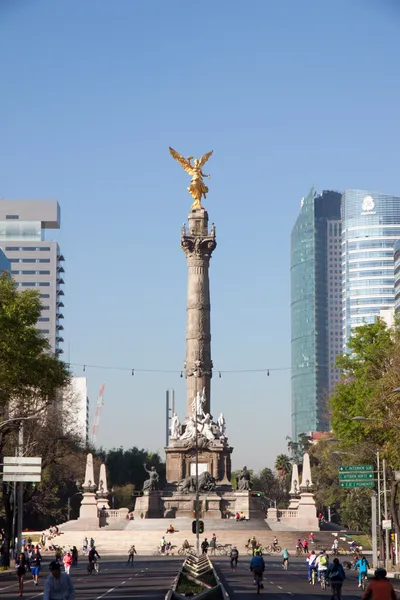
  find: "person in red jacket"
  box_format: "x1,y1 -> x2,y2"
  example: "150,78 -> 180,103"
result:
62,552 -> 73,575
362,568 -> 396,600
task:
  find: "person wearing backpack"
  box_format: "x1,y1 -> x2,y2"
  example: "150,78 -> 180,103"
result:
316,550 -> 329,582
327,557 -> 346,599
230,546 -> 239,571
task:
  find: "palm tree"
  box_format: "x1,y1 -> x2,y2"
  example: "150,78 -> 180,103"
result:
274,454 -> 292,479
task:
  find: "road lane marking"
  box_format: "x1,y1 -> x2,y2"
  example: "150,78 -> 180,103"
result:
278,585 -> 283,589
96,587 -> 116,599
269,581 -> 274,584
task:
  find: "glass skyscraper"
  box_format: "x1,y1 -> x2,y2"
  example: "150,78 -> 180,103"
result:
291,188 -> 342,439
342,190 -> 400,347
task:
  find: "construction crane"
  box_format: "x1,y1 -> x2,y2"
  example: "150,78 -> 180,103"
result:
91,384 -> 105,445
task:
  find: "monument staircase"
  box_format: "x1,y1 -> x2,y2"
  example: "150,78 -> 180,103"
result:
53,520 -> 339,555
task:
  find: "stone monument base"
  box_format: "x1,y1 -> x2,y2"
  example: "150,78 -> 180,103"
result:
78,492 -> 99,527
165,439 -> 233,484
133,491 -> 163,519
160,489 -> 264,520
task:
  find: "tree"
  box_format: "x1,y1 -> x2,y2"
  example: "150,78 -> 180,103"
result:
286,433 -> 312,463
252,467 -> 289,508
0,274 -> 71,544
274,454 -> 292,479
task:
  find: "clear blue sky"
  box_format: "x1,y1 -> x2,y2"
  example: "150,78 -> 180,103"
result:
1,0 -> 399,471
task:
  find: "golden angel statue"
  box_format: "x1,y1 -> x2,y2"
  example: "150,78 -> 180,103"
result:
169,147 -> 213,210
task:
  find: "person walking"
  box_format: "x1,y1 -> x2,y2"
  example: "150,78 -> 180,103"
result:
327,557 -> 346,600
127,545 -> 137,566
62,552 -> 72,575
209,535 -> 216,556
201,538 -> 209,555
43,561 -> 74,600
15,552 -> 27,597
30,545 -> 42,586
362,568 -> 396,600
71,547 -> 78,567
230,546 -> 239,571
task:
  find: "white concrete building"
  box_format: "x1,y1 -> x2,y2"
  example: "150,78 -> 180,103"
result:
62,376 -> 89,445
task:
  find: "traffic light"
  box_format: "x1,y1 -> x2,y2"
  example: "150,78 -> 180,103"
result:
192,520 -> 205,534
251,491 -> 262,497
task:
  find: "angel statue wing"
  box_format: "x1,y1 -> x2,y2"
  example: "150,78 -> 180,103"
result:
198,150 -> 213,169
169,147 -> 193,174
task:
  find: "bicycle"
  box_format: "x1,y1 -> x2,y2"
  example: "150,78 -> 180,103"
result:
320,571 -> 327,590
87,561 -> 100,575
178,545 -> 193,556
360,574 -> 368,591
296,547 -> 304,556
309,568 -> 316,585
254,572 -> 263,594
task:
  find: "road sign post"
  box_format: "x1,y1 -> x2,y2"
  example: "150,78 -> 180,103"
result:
338,465 -> 375,489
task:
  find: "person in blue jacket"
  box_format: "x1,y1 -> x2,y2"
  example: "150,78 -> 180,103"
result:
327,558 -> 346,600
355,556 -> 369,587
250,551 -> 265,588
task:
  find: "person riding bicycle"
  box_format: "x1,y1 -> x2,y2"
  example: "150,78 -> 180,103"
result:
362,568 -> 396,600
355,556 -> 369,588
316,550 -> 329,582
327,558 -> 346,599
307,550 -> 318,583
282,548 -> 289,568
250,551 -> 265,589
88,547 -> 101,570
273,536 -> 279,548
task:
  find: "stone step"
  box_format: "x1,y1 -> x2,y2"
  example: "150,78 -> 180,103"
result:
50,526 -> 341,556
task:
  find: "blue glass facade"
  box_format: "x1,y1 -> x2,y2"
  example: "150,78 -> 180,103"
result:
342,190 -> 400,347
291,188 -> 342,439
0,249 -> 10,273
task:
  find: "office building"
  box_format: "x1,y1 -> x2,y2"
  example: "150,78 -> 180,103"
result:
61,376 -> 90,445
0,249 -> 10,273
291,188 -> 342,439
0,200 -> 65,354
394,239 -> 400,314
342,190 -> 400,348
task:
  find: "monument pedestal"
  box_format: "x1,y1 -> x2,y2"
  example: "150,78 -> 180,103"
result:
78,492 -> 99,526
296,492 -> 319,529
165,439 -> 233,484
133,491 -> 163,519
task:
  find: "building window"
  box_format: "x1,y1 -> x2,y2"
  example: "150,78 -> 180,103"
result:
38,317 -> 50,322
40,294 -> 50,298
20,282 -> 35,287
5,215 -> 19,220
38,282 -> 50,287
39,329 -> 50,334
41,306 -> 50,310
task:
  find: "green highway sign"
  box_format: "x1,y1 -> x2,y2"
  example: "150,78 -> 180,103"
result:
339,465 -> 374,472
339,473 -> 374,481
340,481 -> 375,489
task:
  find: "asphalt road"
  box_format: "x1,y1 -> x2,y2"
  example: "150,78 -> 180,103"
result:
0,556 -> 182,600
213,555 -> 374,600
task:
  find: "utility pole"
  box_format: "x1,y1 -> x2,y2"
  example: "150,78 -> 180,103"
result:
17,424 -> 23,554
372,491 -> 378,568
383,459 -> 390,569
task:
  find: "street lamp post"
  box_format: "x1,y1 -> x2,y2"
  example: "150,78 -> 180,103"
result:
111,487 -> 115,509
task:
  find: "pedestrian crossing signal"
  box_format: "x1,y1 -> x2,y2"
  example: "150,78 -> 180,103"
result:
192,520 -> 205,534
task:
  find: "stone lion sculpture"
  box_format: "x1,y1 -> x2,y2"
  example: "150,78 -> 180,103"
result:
177,471 -> 216,494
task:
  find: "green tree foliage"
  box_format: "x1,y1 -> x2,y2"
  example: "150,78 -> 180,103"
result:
103,447 -> 166,490
252,467 -> 290,508
0,274 -> 71,539
330,319 -> 394,445
274,454 -> 292,479
286,434 -> 312,463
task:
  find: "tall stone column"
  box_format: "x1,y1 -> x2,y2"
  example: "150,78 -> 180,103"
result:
181,207 -> 216,417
